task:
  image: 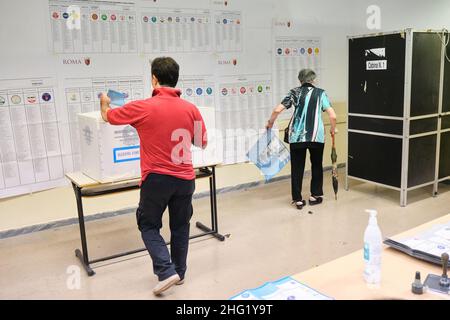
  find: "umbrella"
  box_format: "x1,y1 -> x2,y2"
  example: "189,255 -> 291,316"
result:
331,134 -> 338,200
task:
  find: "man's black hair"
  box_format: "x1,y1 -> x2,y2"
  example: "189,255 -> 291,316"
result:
151,57 -> 180,88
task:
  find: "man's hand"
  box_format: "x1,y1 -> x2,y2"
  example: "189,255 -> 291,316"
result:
100,93 -> 111,122
100,93 -> 111,106
266,120 -> 274,130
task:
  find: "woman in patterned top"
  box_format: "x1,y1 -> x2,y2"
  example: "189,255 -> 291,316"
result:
266,69 -> 337,210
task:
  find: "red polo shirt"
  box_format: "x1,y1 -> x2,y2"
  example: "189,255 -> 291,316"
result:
107,87 -> 207,182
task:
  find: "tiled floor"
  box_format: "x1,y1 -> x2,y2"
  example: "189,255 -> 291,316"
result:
1,173 -> 449,299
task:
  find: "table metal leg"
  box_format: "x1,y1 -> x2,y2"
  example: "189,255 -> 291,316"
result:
72,183 -> 95,276
196,166 -> 225,241
212,166 -> 220,232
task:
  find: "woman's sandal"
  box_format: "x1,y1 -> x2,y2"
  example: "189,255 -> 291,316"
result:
309,196 -> 323,206
292,200 -> 307,210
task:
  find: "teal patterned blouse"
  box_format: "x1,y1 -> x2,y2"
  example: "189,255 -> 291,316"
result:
281,84 -> 331,144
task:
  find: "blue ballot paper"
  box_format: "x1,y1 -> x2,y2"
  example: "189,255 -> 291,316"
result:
106,89 -> 126,107
230,276 -> 333,300
246,130 -> 290,182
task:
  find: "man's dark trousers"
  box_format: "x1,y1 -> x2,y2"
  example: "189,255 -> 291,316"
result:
136,173 -> 195,281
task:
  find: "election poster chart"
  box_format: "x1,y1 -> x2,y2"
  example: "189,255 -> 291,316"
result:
141,8 -> 212,53
62,76 -> 144,172
177,75 -> 216,108
49,0 -> 138,54
273,37 -> 321,119
0,78 -> 66,199
218,75 -> 273,164
214,11 -> 243,52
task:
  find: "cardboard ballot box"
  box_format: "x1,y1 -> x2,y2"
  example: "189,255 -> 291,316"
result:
78,111 -> 141,183
78,107 -> 221,183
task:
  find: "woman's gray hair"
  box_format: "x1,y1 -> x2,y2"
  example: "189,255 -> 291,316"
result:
298,69 -> 316,83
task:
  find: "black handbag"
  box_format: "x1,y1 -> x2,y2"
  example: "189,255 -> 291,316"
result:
284,115 -> 294,143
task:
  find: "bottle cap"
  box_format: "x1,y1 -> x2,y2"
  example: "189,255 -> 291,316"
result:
365,209 -> 377,217
366,209 -> 378,225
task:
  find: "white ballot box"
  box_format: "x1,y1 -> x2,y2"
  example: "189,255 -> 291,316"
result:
78,107 -> 221,183
192,107 -> 222,167
78,111 -> 141,183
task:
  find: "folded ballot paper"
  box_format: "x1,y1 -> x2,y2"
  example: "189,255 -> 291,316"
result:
247,130 -> 290,182
106,89 -> 127,108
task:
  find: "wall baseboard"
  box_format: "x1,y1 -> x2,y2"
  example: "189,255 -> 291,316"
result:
0,164 -> 345,240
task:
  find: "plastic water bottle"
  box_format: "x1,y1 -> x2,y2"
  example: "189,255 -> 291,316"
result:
363,209 -> 382,285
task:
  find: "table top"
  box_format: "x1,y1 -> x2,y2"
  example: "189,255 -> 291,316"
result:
66,163 -> 221,188
292,214 -> 450,300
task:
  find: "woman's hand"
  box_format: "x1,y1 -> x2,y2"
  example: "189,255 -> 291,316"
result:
266,104 -> 286,130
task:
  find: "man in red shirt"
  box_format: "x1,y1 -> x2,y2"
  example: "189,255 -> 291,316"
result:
100,57 -> 207,296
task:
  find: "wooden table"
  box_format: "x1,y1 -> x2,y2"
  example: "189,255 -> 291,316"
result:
292,214 -> 450,300
66,164 -> 224,276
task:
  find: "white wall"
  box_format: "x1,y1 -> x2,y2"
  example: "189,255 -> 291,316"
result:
272,0 -> 354,102
349,0 -> 450,33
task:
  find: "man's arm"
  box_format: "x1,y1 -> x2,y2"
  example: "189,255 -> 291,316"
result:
101,95 -> 143,126
100,93 -> 111,123
326,107 -> 337,136
266,104 -> 286,129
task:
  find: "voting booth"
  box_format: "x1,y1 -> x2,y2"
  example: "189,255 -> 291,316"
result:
347,29 -> 450,206
440,33 -> 450,184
